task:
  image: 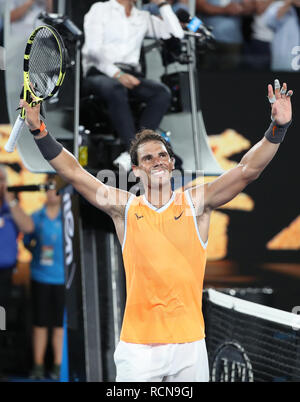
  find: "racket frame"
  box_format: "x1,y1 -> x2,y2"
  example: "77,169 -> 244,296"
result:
5,25 -> 67,153
22,24 -> 67,112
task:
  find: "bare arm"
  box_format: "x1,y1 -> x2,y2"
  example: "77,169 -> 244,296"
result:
201,138 -> 279,210
191,81 -> 293,212
10,0 -> 34,22
48,148 -> 130,218
5,191 -> 34,233
255,0 -> 274,16
276,0 -> 293,19
21,100 -> 130,219
46,0 -> 53,13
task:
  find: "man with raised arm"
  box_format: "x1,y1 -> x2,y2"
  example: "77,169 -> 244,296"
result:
19,79 -> 292,382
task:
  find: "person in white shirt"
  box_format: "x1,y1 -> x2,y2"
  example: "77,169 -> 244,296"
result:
81,0 -> 184,171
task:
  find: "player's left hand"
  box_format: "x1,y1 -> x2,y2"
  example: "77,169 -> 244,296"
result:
268,79 -> 293,125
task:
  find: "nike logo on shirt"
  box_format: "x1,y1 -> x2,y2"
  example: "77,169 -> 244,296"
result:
174,211 -> 183,220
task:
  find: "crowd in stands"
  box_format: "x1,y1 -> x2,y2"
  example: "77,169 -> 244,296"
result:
0,167 -> 64,381
195,0 -> 300,71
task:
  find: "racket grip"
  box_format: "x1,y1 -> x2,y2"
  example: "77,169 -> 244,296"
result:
4,115 -> 25,153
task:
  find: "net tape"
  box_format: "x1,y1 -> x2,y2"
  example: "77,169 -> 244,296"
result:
208,289 -> 300,330
205,289 -> 300,381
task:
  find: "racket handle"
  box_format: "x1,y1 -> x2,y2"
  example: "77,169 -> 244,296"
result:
4,115 -> 25,153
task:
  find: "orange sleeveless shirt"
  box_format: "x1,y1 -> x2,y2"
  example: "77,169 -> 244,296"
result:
120,191 -> 207,344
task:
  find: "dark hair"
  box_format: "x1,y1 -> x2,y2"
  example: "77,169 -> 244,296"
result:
129,129 -> 174,166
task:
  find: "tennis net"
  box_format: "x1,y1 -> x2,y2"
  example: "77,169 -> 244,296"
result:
203,289 -> 300,382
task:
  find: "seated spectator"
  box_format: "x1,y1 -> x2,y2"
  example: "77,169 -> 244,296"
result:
81,0 -> 184,171
260,0 -> 300,71
23,175 -> 65,381
242,0 -> 275,70
196,0 -> 256,70
9,0 -> 53,30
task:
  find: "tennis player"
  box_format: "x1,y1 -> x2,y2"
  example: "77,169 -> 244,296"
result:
20,79 -> 293,382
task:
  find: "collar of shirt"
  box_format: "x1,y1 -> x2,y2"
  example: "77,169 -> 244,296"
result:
111,0 -> 139,18
41,206 -> 62,221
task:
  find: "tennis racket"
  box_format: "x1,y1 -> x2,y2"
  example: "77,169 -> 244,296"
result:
5,25 -> 66,153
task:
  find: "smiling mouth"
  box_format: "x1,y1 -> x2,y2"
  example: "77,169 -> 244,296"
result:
151,170 -> 167,177
151,167 -> 169,176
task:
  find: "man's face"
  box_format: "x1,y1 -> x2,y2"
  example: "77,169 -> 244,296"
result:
46,181 -> 61,206
133,141 -> 175,189
0,170 -> 6,200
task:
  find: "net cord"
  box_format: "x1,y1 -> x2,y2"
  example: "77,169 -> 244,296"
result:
208,289 -> 300,330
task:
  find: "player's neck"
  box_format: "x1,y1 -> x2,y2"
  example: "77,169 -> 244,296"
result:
144,186 -> 173,209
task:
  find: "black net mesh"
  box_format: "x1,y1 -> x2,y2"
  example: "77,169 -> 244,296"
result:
28,28 -> 61,98
203,292 -> 300,382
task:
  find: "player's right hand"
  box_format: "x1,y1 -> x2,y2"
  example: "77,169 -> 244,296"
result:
20,99 -> 41,131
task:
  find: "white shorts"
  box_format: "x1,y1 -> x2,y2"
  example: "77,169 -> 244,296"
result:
114,339 -> 209,382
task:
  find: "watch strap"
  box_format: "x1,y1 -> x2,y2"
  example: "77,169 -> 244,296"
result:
30,121 -> 46,136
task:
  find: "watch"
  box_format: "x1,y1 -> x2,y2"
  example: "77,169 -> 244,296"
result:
30,121 -> 46,136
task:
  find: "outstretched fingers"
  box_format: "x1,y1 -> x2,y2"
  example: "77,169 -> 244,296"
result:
268,83 -> 276,104
268,80 -> 294,104
280,82 -> 293,103
274,78 -> 281,99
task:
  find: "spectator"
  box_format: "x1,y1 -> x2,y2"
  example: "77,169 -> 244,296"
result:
1,0 -> 52,45
196,0 -> 256,70
9,0 -> 53,34
0,164 -> 33,379
261,0 -> 300,71
81,0 -> 184,171
23,175 -> 65,381
242,0 -> 275,70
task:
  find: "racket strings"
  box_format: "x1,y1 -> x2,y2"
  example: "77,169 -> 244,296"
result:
28,28 -> 62,98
